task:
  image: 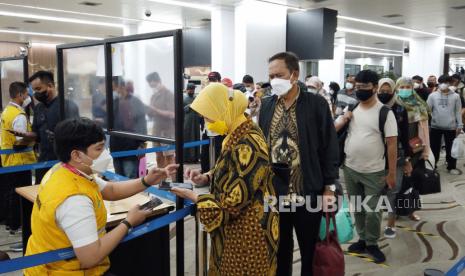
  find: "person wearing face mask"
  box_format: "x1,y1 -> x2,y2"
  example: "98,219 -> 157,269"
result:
335,75 -> 358,117
377,78 -> 413,239
25,118 -> 178,275
306,76 -> 334,117
339,70 -> 398,264
427,75 -> 464,175
16,71 -> 80,185
412,75 -> 430,102
242,74 -> 255,93
427,75 -> 438,93
171,83 -> 279,275
183,83 -> 201,163
258,52 -> 338,276
145,72 -> 175,170
0,82 -> 37,239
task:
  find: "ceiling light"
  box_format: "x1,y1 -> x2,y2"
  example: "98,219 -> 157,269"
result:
345,44 -> 403,53
337,15 -> 439,37
337,27 -> 410,41
345,49 -> 402,57
0,3 -> 182,27
445,44 -> 465,50
31,42 -> 59,47
148,0 -> 213,11
0,10 -> 123,28
446,36 -> 465,43
253,0 -> 304,11
0,29 -> 103,40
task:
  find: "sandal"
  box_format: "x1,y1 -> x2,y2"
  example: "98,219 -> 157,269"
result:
409,213 -> 421,221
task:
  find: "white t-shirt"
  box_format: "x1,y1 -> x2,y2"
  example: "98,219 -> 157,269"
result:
9,102 -> 27,141
55,175 -> 108,248
344,101 -> 398,173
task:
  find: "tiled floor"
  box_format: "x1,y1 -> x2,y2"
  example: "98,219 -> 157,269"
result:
2,157 -> 465,276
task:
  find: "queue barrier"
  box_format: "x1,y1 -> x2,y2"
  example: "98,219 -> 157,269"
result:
0,140 -> 207,273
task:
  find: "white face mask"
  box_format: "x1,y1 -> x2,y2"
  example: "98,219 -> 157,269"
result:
345,82 -> 354,90
449,85 -> 457,92
246,87 -> 253,92
439,83 -> 449,91
271,77 -> 293,96
308,88 -> 318,94
22,96 -> 31,108
413,82 -> 421,89
80,149 -> 113,175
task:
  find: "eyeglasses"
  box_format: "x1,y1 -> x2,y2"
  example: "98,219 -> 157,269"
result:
354,84 -> 373,90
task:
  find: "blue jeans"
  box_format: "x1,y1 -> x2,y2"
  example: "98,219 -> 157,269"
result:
113,157 -> 138,179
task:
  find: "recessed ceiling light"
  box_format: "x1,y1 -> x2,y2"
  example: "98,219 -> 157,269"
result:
345,49 -> 402,57
24,20 -> 40,24
0,29 -> 103,40
0,10 -> 123,28
382,14 -> 403,18
451,5 -> 465,10
337,27 -> 410,42
79,1 -> 102,6
374,42 -> 386,45
390,21 -> 405,26
436,25 -> 453,29
345,44 -> 403,53
445,44 -> 465,50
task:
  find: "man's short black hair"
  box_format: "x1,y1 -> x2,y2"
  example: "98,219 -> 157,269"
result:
146,72 -> 161,83
9,82 -> 27,99
54,118 -> 106,163
355,70 -> 379,86
233,83 -> 246,93
112,76 -> 125,87
451,73 -> 461,81
412,75 -> 423,82
305,74 -> 313,80
438,74 -> 453,84
329,82 -> 341,93
268,52 -> 300,72
29,71 -> 54,84
242,75 -> 254,84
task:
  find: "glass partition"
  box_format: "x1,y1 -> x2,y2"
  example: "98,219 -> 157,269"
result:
62,45 -> 105,126
0,59 -> 25,110
110,36 -> 175,140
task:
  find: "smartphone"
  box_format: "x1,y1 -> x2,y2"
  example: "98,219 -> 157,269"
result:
139,197 -> 163,210
159,181 -> 193,191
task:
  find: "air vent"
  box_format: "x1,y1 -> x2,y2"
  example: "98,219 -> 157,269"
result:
451,5 -> 465,10
79,1 -> 102,6
382,14 -> 403,18
390,21 -> 405,25
374,42 -> 386,45
201,18 -> 211,22
24,20 -> 40,24
436,25 -> 453,29
5,26 -> 19,30
311,0 -> 328,3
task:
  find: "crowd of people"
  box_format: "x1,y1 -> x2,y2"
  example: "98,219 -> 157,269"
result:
0,50 -> 464,275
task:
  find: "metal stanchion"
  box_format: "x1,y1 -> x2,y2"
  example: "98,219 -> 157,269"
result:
196,134 -> 215,276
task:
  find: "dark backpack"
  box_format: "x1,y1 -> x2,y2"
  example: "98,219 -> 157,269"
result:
337,104 -> 390,167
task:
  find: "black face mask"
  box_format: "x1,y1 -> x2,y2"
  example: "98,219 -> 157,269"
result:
33,90 -> 48,103
377,93 -> 394,104
355,89 -> 374,102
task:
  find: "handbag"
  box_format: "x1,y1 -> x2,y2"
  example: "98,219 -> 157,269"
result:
395,176 -> 422,216
451,133 -> 465,159
313,212 -> 345,276
319,198 -> 353,244
412,160 -> 441,195
271,163 -> 290,196
409,136 -> 424,154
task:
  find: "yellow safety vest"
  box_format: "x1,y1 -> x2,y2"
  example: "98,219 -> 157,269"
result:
0,104 -> 36,167
25,164 -> 110,276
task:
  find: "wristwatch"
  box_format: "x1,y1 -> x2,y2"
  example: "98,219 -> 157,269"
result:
325,184 -> 336,192
120,219 -> 133,232
405,157 -> 411,163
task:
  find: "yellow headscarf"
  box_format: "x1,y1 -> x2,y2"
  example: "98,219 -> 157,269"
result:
191,83 -> 248,142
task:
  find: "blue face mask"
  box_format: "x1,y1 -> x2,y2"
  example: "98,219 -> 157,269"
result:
398,89 -> 413,98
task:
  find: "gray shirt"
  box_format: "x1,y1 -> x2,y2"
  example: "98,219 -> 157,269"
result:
427,90 -> 463,130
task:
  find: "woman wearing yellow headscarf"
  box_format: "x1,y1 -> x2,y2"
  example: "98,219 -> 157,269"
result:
171,83 -> 279,275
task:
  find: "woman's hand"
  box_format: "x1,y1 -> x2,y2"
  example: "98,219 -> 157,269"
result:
145,164 -> 179,185
126,205 -> 152,227
185,168 -> 209,186
170,187 -> 199,203
403,161 -> 413,176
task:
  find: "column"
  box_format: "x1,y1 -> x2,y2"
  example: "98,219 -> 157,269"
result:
318,39 -> 346,88
402,37 -> 445,78
211,7 -> 235,79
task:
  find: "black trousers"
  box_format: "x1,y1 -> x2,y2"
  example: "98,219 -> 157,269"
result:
35,167 -> 49,185
6,170 -> 32,230
430,128 -> 457,170
277,206 -> 322,276
200,133 -> 224,173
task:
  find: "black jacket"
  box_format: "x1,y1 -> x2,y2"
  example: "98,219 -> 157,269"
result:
258,84 -> 339,194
